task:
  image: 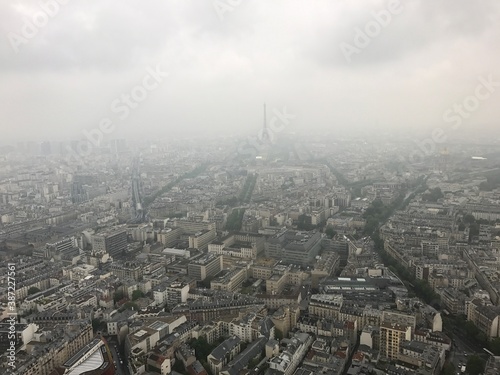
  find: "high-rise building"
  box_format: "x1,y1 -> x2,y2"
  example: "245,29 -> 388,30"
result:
46,237 -> 75,254
379,322 -> 412,360
188,228 -> 216,250
92,228 -> 128,258
188,254 -> 223,281
111,261 -> 143,281
211,267 -> 247,293
265,230 -> 322,265
71,175 -> 96,203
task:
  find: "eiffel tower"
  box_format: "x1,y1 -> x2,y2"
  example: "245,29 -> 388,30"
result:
259,103 -> 273,144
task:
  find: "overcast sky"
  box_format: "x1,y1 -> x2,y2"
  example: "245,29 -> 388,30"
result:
1,0 -> 499,143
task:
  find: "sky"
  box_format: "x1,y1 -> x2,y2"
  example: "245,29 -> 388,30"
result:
1,0 -> 499,144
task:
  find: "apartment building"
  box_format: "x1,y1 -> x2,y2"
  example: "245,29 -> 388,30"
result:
207,336 -> 241,375
158,227 -> 183,247
265,230 -> 322,265
111,261 -> 143,281
268,332 -> 312,375
189,229 -> 216,250
439,287 -> 468,315
154,281 -> 190,307
211,267 -> 247,293
468,300 -> 500,339
266,272 -> 288,295
379,322 -> 412,360
92,227 -> 127,257
188,254 -> 223,281
308,294 -> 343,320
15,321 -> 93,375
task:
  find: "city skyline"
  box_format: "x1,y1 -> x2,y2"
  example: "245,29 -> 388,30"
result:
3,2 -> 500,375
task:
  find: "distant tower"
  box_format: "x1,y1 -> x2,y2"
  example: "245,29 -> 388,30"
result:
259,103 -> 273,143
131,156 -> 145,222
438,146 -> 449,174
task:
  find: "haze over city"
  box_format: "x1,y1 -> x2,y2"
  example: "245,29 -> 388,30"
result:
3,2 -> 500,375
1,0 -> 500,143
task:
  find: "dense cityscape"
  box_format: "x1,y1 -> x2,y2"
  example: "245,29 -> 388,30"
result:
2,1 -> 500,375
1,132 -> 500,375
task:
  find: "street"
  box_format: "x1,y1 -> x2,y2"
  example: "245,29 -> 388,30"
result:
447,330 -> 485,373
106,336 -> 130,375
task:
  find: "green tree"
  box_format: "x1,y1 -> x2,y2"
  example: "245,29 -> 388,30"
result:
480,181 -> 493,191
464,214 -> 476,224
172,359 -> 187,375
422,187 -> 444,202
469,223 -> 480,239
132,290 -> 144,301
475,331 -> 488,346
325,227 -> 337,239
198,276 -> 213,289
216,196 -> 239,207
143,164 -> 207,208
466,355 -> 485,375
297,214 -> 315,231
239,174 -> 258,203
113,290 -> 124,303
91,318 -> 106,333
225,208 -> 245,231
464,321 -> 480,337
189,337 -> 214,361
363,217 -> 379,236
121,301 -> 139,311
479,171 -> 500,191
362,197 -> 406,236
490,337 -> 500,355
248,356 -> 260,369
440,362 -> 455,375
27,287 -> 41,295
275,328 -> 284,340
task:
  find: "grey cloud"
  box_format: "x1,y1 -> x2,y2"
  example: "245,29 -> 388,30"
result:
0,0 -> 499,143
